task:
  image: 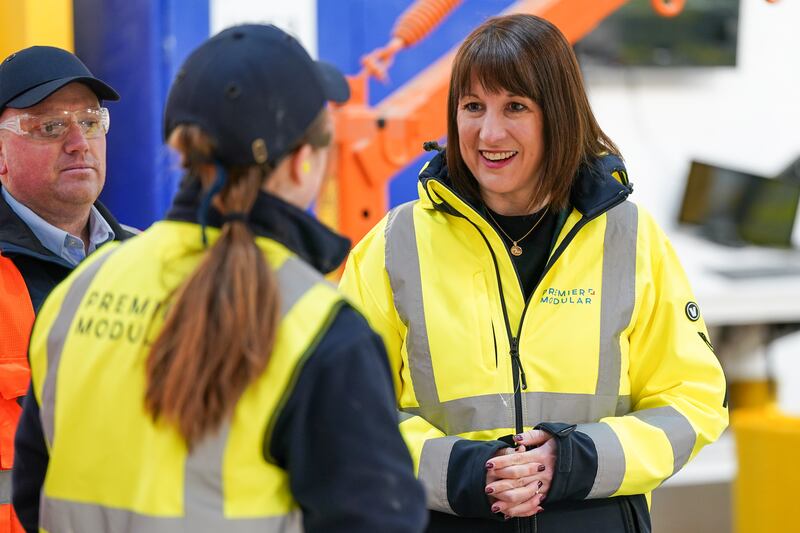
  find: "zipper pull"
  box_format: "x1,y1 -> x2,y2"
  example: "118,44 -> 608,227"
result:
509,337 -> 528,390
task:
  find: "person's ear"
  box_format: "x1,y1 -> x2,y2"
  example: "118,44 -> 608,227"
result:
0,138 -> 8,176
290,144 -> 314,186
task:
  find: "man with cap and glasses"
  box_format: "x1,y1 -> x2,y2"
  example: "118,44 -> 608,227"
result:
0,46 -> 133,531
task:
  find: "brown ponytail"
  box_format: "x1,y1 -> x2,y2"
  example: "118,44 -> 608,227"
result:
145,125 -> 280,448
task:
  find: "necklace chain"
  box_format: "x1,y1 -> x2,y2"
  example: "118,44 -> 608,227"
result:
486,207 -> 549,257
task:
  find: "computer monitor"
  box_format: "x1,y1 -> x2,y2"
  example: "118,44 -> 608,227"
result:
574,0 -> 740,68
678,161 -> 800,247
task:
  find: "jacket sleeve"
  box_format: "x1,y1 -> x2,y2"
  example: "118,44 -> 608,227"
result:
339,224 -> 508,519
268,306 -> 427,533
540,210 -> 729,503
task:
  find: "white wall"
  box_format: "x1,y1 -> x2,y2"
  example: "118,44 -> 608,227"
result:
209,0 -> 318,56
585,0 -> 800,228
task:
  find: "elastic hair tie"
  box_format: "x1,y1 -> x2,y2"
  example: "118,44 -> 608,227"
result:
222,212 -> 249,224
197,163 -> 227,247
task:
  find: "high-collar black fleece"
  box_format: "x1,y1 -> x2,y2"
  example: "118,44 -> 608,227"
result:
418,149 -> 631,220
164,177 -> 351,275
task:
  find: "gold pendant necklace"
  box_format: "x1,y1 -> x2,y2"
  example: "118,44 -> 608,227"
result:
486,207 -> 549,257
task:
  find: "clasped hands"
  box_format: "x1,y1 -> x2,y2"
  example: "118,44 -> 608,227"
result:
485,429 -> 556,520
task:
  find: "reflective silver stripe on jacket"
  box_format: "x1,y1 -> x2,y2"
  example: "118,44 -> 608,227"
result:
574,201 -> 637,498
401,392 -> 631,436
39,252 -> 322,531
384,201 -> 637,431
385,202 -> 440,410
630,406 -> 697,476
0,470 -> 11,505
580,204 -> 696,498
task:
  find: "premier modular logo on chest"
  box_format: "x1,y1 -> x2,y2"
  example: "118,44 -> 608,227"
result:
540,287 -> 596,305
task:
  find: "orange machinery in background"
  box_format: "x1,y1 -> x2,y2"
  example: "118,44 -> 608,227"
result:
320,0 -> 687,245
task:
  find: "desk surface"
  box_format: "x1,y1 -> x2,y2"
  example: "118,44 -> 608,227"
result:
669,231 -> 800,326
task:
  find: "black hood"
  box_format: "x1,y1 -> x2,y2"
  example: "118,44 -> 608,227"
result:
418,150 -> 632,219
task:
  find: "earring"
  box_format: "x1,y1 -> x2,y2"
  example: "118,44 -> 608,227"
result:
302,161 -> 311,174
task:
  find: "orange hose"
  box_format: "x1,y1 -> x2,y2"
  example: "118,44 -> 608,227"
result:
392,0 -> 463,47
651,0 -> 685,17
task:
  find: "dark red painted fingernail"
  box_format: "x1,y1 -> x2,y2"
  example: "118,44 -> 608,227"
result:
538,464 -> 546,472
540,495 -> 547,503
485,487 -> 494,494
538,480 -> 543,488
504,515 -> 512,521
485,462 -> 494,469
492,505 -> 501,513
513,434 -> 524,441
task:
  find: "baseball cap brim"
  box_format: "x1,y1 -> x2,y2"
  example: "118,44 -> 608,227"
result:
5,75 -> 120,109
315,60 -> 350,104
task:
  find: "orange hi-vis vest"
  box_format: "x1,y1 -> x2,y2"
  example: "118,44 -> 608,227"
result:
0,253 -> 33,532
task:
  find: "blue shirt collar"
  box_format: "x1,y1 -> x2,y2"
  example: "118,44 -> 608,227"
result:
1,188 -> 115,266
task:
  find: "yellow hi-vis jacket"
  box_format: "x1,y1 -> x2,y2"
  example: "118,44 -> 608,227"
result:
27,221 -> 344,532
340,154 -> 728,518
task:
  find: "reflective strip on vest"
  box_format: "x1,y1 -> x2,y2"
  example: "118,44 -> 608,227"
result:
40,500 -> 302,533
0,470 -> 10,505
42,250 -> 114,447
39,253 -> 321,532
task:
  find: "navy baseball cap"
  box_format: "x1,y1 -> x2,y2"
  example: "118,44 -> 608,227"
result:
164,24 -> 350,168
0,46 -> 119,111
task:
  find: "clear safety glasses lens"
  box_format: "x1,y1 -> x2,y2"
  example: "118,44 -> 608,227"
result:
0,107 -> 110,141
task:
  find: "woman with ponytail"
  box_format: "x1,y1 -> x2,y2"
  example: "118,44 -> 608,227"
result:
13,24 -> 426,533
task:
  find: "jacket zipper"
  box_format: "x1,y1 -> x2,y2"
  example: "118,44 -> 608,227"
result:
434,189 -> 629,437
698,332 -> 714,352
426,177 -> 629,533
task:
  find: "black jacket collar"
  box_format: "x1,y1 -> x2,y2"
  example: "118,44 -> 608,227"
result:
0,186 -> 134,267
165,177 -> 351,275
418,150 -> 632,219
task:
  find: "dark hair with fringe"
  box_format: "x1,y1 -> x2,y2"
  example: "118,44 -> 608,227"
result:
446,14 -> 620,211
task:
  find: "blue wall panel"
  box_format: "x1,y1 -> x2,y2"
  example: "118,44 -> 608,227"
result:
318,0 -> 516,208
74,0 -> 208,229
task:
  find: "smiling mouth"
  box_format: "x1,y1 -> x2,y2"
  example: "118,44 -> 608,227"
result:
480,150 -> 517,162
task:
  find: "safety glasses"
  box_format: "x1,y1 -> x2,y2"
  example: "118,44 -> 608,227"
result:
0,107 -> 110,141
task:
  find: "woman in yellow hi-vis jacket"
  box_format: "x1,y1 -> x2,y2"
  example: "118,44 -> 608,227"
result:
340,14 -> 727,533
11,24 -> 426,533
